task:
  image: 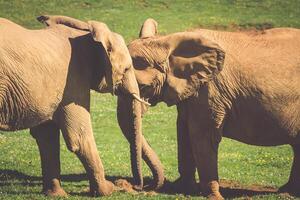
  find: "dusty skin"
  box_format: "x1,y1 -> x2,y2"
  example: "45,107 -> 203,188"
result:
117,19 -> 300,199
18,16 -> 300,199
38,15 -> 165,191
0,16 -> 147,197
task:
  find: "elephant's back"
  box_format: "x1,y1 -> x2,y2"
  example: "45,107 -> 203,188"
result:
0,24 -> 73,130
201,28 -> 300,96
0,18 -> 25,30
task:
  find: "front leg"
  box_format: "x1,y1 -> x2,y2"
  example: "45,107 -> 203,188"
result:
30,121 -> 67,197
172,103 -> 197,194
57,103 -> 114,196
187,97 -> 223,199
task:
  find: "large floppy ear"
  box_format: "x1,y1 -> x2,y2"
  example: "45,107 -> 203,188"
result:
88,21 -> 132,92
139,18 -> 158,38
161,32 -> 225,106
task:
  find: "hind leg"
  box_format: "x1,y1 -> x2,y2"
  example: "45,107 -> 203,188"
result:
279,144 -> 300,196
30,121 -> 67,197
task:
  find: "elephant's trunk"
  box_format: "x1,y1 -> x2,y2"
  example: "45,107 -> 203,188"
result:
118,66 -> 143,189
130,98 -> 143,190
119,67 -> 149,105
141,136 -> 165,190
117,95 -> 165,190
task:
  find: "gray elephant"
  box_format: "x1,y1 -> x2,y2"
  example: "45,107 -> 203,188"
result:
120,19 -> 300,199
37,15 -> 165,191
0,16 -> 150,197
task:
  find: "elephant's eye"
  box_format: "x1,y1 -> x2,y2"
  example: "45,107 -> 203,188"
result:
124,67 -> 129,73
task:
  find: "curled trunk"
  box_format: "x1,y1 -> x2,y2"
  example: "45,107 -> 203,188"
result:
141,136 -> 165,190
131,98 -> 143,189
118,67 -> 143,189
117,96 -> 164,190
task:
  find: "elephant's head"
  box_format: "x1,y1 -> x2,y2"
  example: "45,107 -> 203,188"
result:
128,19 -> 225,107
37,15 -> 147,103
37,15 -> 150,190
87,21 -> 142,100
117,18 -> 225,189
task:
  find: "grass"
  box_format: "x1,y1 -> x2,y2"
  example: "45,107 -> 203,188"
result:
0,0 -> 299,199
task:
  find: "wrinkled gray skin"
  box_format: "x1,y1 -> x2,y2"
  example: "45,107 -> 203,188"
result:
120,19 -> 300,199
0,17 -> 145,197
39,15 -> 165,191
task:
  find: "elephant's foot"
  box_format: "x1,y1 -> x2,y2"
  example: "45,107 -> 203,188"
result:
171,176 -> 197,194
132,184 -> 143,191
44,188 -> 68,197
43,179 -> 68,197
278,181 -> 300,196
201,181 -> 224,200
90,179 -> 115,196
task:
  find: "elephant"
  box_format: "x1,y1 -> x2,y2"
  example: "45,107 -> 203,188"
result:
37,15 -> 165,191
0,16 -> 150,197
41,16 -> 300,199
117,19 -> 300,199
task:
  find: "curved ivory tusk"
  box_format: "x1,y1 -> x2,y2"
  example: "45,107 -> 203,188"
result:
132,94 -> 151,106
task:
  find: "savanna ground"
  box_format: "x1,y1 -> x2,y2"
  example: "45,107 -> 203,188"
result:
0,0 -> 300,199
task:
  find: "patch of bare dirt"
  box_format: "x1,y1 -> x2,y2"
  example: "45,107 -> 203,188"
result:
111,177 -> 296,199
114,179 -> 157,196
159,179 -> 292,199
219,179 -> 279,198
220,179 -> 277,192
114,179 -> 137,194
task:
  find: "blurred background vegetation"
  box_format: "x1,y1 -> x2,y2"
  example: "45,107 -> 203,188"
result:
0,0 -> 299,199
1,0 -> 300,41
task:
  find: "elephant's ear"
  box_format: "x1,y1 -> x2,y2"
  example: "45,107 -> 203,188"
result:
88,21 -> 132,90
88,21 -> 113,54
139,18 -> 158,38
162,32 -> 225,105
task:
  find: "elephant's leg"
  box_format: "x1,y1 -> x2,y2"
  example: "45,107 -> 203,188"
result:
189,130 -> 223,199
57,104 -> 114,196
172,104 -> 196,193
30,121 -> 67,197
187,98 -> 223,199
279,144 -> 300,196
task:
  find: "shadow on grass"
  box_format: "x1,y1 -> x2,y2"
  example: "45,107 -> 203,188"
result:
0,169 -> 292,198
159,179 -> 280,199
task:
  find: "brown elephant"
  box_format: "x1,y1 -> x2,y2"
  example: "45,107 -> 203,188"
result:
0,17 -> 150,196
37,15 -> 165,191
122,19 -> 300,199
40,16 -> 300,199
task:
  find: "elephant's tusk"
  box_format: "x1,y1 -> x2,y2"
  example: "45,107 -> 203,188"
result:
132,94 -> 151,106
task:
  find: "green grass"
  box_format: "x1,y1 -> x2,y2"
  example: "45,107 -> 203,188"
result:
1,0 -> 300,41
0,0 -> 299,199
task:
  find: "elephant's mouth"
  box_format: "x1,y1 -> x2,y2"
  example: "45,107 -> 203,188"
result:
139,87 -> 162,107
148,97 -> 160,106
